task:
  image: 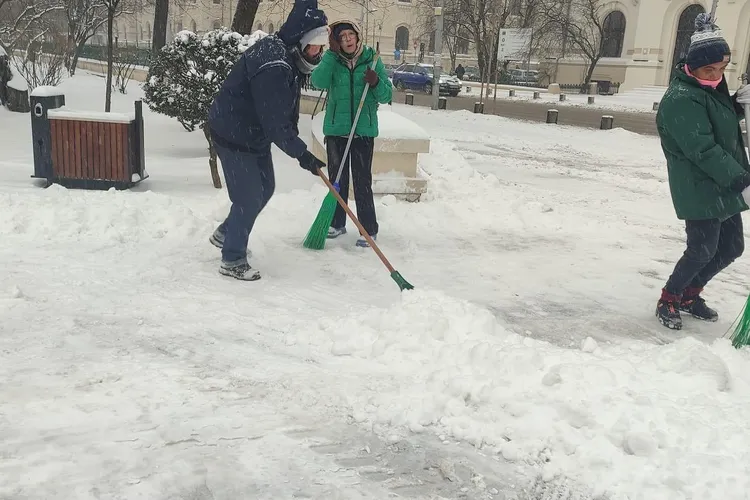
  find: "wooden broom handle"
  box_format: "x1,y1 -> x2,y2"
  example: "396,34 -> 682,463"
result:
316,168 -> 395,273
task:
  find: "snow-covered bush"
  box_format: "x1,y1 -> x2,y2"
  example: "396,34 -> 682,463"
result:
143,28 -> 266,187
144,28 -> 265,132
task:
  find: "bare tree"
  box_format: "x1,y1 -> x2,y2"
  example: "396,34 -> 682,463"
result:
102,0 -> 129,111
414,0 -> 466,71
539,0 -> 610,87
12,38 -> 66,88
65,0 -> 108,75
231,0 -> 260,34
151,0 -> 167,53
0,0 -> 65,53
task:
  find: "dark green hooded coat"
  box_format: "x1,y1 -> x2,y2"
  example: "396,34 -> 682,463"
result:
656,64 -> 750,220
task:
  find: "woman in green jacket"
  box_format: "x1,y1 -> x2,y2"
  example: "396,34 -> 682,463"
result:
310,20 -> 392,247
655,13 -> 750,330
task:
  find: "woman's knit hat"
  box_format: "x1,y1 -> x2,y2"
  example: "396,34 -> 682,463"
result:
333,22 -> 357,41
686,13 -> 731,69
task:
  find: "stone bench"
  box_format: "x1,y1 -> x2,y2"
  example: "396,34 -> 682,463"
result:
307,101 -> 429,202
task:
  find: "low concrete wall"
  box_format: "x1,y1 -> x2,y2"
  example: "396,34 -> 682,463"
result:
308,103 -> 429,201
76,58 -> 149,83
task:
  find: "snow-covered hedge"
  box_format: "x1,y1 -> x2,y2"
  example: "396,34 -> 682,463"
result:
143,28 -> 266,132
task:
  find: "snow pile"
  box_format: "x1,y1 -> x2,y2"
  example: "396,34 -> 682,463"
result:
0,188 -> 214,244
30,85 -> 63,97
303,289 -> 750,499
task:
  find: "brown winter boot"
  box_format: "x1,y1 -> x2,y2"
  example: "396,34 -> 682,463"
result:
679,287 -> 718,322
656,289 -> 682,330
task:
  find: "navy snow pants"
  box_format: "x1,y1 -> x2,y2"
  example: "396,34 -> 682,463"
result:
214,142 -> 275,264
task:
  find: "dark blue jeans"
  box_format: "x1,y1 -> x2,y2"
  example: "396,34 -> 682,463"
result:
214,143 -> 275,264
664,213 -> 744,295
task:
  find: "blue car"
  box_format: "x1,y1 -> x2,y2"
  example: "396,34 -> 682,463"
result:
391,63 -> 462,96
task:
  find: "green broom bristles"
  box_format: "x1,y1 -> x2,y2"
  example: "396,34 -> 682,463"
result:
303,190 -> 338,250
730,294 -> 750,348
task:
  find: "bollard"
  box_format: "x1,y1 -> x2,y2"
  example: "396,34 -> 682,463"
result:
473,102 -> 484,114
652,102 -> 659,111
546,109 -> 559,124
601,115 -> 614,130
405,93 -> 414,105
438,97 -> 447,110
559,94 -> 567,102
588,96 -> 595,104
509,89 -> 516,97
533,91 -> 540,99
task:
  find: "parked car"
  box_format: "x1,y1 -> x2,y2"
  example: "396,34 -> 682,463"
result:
507,69 -> 541,86
462,66 -> 481,81
391,63 -> 462,96
383,63 -> 400,78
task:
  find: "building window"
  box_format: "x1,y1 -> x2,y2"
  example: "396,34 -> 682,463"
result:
671,4 -> 705,79
191,20 -> 197,32
600,10 -> 626,58
395,26 -> 409,51
268,23 -> 274,33
213,0 -> 220,4
176,21 -> 183,32
146,22 -> 152,38
213,19 -> 221,30
256,22 -> 263,31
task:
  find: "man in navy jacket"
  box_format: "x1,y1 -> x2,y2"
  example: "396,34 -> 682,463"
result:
208,0 -> 328,281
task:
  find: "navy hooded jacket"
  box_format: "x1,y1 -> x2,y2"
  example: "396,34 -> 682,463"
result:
208,0 -> 327,159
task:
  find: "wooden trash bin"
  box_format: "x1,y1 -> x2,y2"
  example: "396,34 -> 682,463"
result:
46,101 -> 147,190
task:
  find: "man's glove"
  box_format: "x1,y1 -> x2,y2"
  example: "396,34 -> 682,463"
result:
743,186 -> 750,206
298,150 -> 324,176
364,68 -> 379,87
737,85 -> 750,105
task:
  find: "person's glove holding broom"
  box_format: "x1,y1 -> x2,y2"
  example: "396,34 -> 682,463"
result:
298,150 -> 325,176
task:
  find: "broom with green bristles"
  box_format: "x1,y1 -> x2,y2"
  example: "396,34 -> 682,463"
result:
303,54 -> 380,250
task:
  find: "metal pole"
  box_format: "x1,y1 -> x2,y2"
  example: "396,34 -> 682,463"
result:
431,0 -> 444,110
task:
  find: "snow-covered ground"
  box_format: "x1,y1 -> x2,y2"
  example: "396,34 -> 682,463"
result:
3,72 -> 750,500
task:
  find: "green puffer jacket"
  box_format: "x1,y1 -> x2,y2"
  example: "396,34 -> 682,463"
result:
310,45 -> 392,137
656,64 -> 750,221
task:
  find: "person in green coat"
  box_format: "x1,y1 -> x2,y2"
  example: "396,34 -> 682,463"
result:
310,20 -> 392,247
655,13 -> 750,330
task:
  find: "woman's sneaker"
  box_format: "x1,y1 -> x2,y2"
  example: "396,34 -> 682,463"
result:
219,260 -> 261,281
327,226 -> 347,239
656,289 -> 682,330
356,233 -> 377,248
679,289 -> 718,322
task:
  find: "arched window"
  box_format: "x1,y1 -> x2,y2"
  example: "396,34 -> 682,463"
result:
256,22 -> 263,31
147,22 -> 152,39
212,19 -> 221,30
671,4 -> 706,79
268,23 -> 274,33
395,26 -> 409,51
176,21 -> 183,33
191,20 -> 197,33
600,10 -> 625,58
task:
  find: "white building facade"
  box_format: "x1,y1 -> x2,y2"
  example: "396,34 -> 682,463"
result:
555,0 -> 750,91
